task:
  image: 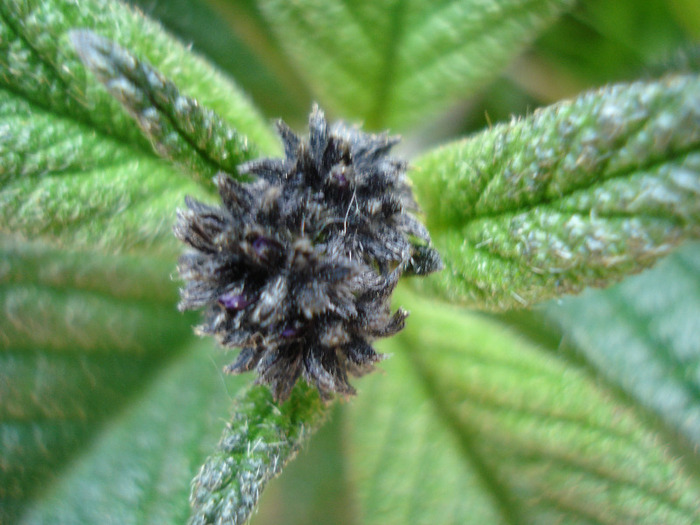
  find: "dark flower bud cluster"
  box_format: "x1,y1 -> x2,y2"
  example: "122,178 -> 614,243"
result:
175,105 -> 442,401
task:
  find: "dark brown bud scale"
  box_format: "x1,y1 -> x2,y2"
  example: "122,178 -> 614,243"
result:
175,105 -> 442,401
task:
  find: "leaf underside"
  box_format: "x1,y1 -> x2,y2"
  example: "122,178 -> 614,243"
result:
18,339 -> 242,525
546,241 -> 700,452
346,287 -> 700,525
0,235 -> 185,522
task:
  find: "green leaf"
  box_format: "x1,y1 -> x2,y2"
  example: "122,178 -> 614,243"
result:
18,338 -> 242,525
257,0 -> 574,130
545,241 -> 700,451
346,287 -> 700,524
0,234 -> 193,522
412,74 -> 700,310
0,1 -> 286,521
71,30 -> 262,183
126,0 -> 312,121
0,0 -> 280,254
0,0 -> 278,158
189,382 -> 328,525
0,88 -> 210,255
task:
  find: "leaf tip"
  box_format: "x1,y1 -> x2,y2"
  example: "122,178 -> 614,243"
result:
69,29 -> 107,71
70,29 -> 137,85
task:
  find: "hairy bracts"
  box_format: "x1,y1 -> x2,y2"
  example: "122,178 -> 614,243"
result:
175,105 -> 442,401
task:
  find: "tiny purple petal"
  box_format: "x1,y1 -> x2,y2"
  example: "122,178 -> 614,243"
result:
252,236 -> 279,261
252,236 -> 270,253
218,292 -> 252,310
281,326 -> 298,338
331,167 -> 348,188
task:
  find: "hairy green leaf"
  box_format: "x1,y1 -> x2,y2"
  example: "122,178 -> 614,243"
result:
0,0 -> 277,158
189,382 -> 328,525
0,0 -> 282,255
347,287 -> 700,524
125,0 -> 311,121
257,0 -> 574,130
0,88 -> 209,255
72,30 -> 261,182
546,241 -> 700,451
0,235 -> 192,523
412,74 -> 700,310
18,339 -> 241,525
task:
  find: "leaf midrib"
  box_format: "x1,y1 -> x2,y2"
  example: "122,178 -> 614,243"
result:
367,0 -> 407,130
400,347 -> 523,525
108,49 -> 254,180
395,0 -> 549,89
434,145 -> 699,238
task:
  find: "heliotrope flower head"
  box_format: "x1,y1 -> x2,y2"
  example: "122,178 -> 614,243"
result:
175,105 -> 442,401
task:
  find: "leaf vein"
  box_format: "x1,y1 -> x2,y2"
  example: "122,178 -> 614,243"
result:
469,145 -> 699,224
395,0 -> 547,90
